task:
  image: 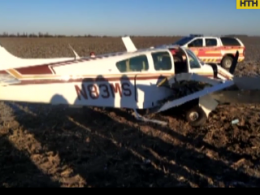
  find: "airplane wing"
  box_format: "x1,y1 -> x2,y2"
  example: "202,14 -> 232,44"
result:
153,73 -> 234,113
210,75 -> 260,104
208,51 -> 260,103
122,36 -> 137,52
154,72 -> 260,115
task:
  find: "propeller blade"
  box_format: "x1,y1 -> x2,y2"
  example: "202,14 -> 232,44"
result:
229,51 -> 239,74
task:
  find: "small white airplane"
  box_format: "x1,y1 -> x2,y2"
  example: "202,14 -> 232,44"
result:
0,36 -> 258,126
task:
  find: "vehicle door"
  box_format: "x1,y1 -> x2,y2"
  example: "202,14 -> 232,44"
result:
186,38 -> 204,58
204,38 -> 222,63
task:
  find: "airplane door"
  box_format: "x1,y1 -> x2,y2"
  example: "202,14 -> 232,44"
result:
134,51 -> 175,110
119,55 -> 149,110
181,48 -> 202,75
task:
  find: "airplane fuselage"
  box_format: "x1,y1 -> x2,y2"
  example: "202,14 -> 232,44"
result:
0,46 -> 233,110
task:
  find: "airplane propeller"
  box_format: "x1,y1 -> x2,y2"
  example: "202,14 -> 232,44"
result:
229,51 -> 239,74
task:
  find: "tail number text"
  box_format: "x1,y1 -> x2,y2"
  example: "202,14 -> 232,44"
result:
75,82 -> 132,100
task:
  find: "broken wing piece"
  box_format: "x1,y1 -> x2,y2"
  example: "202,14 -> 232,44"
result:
156,73 -> 234,114
139,73 -> 233,127
233,75 -> 260,90
122,36 -> 137,52
157,73 -> 224,88
210,89 -> 260,104
210,75 -> 260,104
133,109 -> 168,126
156,80 -> 233,113
198,94 -> 219,118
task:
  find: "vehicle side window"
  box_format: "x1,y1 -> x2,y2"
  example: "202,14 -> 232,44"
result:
205,38 -> 217,46
188,39 -> 203,47
220,37 -> 240,46
116,55 -> 149,72
151,52 -> 172,71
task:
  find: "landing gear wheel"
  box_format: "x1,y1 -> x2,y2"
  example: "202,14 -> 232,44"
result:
186,105 -> 207,127
221,56 -> 233,69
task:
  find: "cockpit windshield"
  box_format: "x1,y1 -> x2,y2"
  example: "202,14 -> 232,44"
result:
185,48 -> 202,68
173,37 -> 193,46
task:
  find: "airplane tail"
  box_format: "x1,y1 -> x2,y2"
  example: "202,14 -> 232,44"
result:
0,45 -> 22,71
0,44 -> 20,60
0,45 -> 21,85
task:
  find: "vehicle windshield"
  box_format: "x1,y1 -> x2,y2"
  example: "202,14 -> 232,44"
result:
173,37 -> 193,46
185,48 -> 202,68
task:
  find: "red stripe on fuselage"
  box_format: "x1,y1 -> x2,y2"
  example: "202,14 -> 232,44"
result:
15,65 -> 54,75
0,70 -> 8,74
8,74 -> 225,86
10,75 -> 169,85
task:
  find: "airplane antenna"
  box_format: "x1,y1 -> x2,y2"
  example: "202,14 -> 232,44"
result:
68,44 -> 80,60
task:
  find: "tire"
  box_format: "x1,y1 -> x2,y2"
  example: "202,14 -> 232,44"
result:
186,105 -> 207,127
221,55 -> 233,69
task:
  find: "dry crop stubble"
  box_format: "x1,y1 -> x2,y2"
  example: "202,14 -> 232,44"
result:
0,37 -> 179,57
0,36 -> 260,187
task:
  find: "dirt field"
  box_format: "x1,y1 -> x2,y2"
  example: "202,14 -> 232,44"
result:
0,37 -> 260,187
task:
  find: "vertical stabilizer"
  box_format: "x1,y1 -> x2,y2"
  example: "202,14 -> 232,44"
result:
0,44 -> 20,60
0,45 -> 22,71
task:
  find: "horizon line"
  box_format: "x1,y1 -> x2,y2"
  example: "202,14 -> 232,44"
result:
0,32 -> 257,38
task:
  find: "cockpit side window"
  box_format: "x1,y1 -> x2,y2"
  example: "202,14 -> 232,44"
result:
151,52 -> 172,71
116,55 -> 149,72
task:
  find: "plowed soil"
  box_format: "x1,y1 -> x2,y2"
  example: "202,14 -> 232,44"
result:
0,36 -> 260,187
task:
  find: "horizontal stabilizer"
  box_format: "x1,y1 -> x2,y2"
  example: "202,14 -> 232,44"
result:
0,71 -> 20,86
122,36 -> 137,52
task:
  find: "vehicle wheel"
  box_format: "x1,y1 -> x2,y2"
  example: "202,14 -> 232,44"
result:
221,55 -> 233,69
186,105 -> 207,127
